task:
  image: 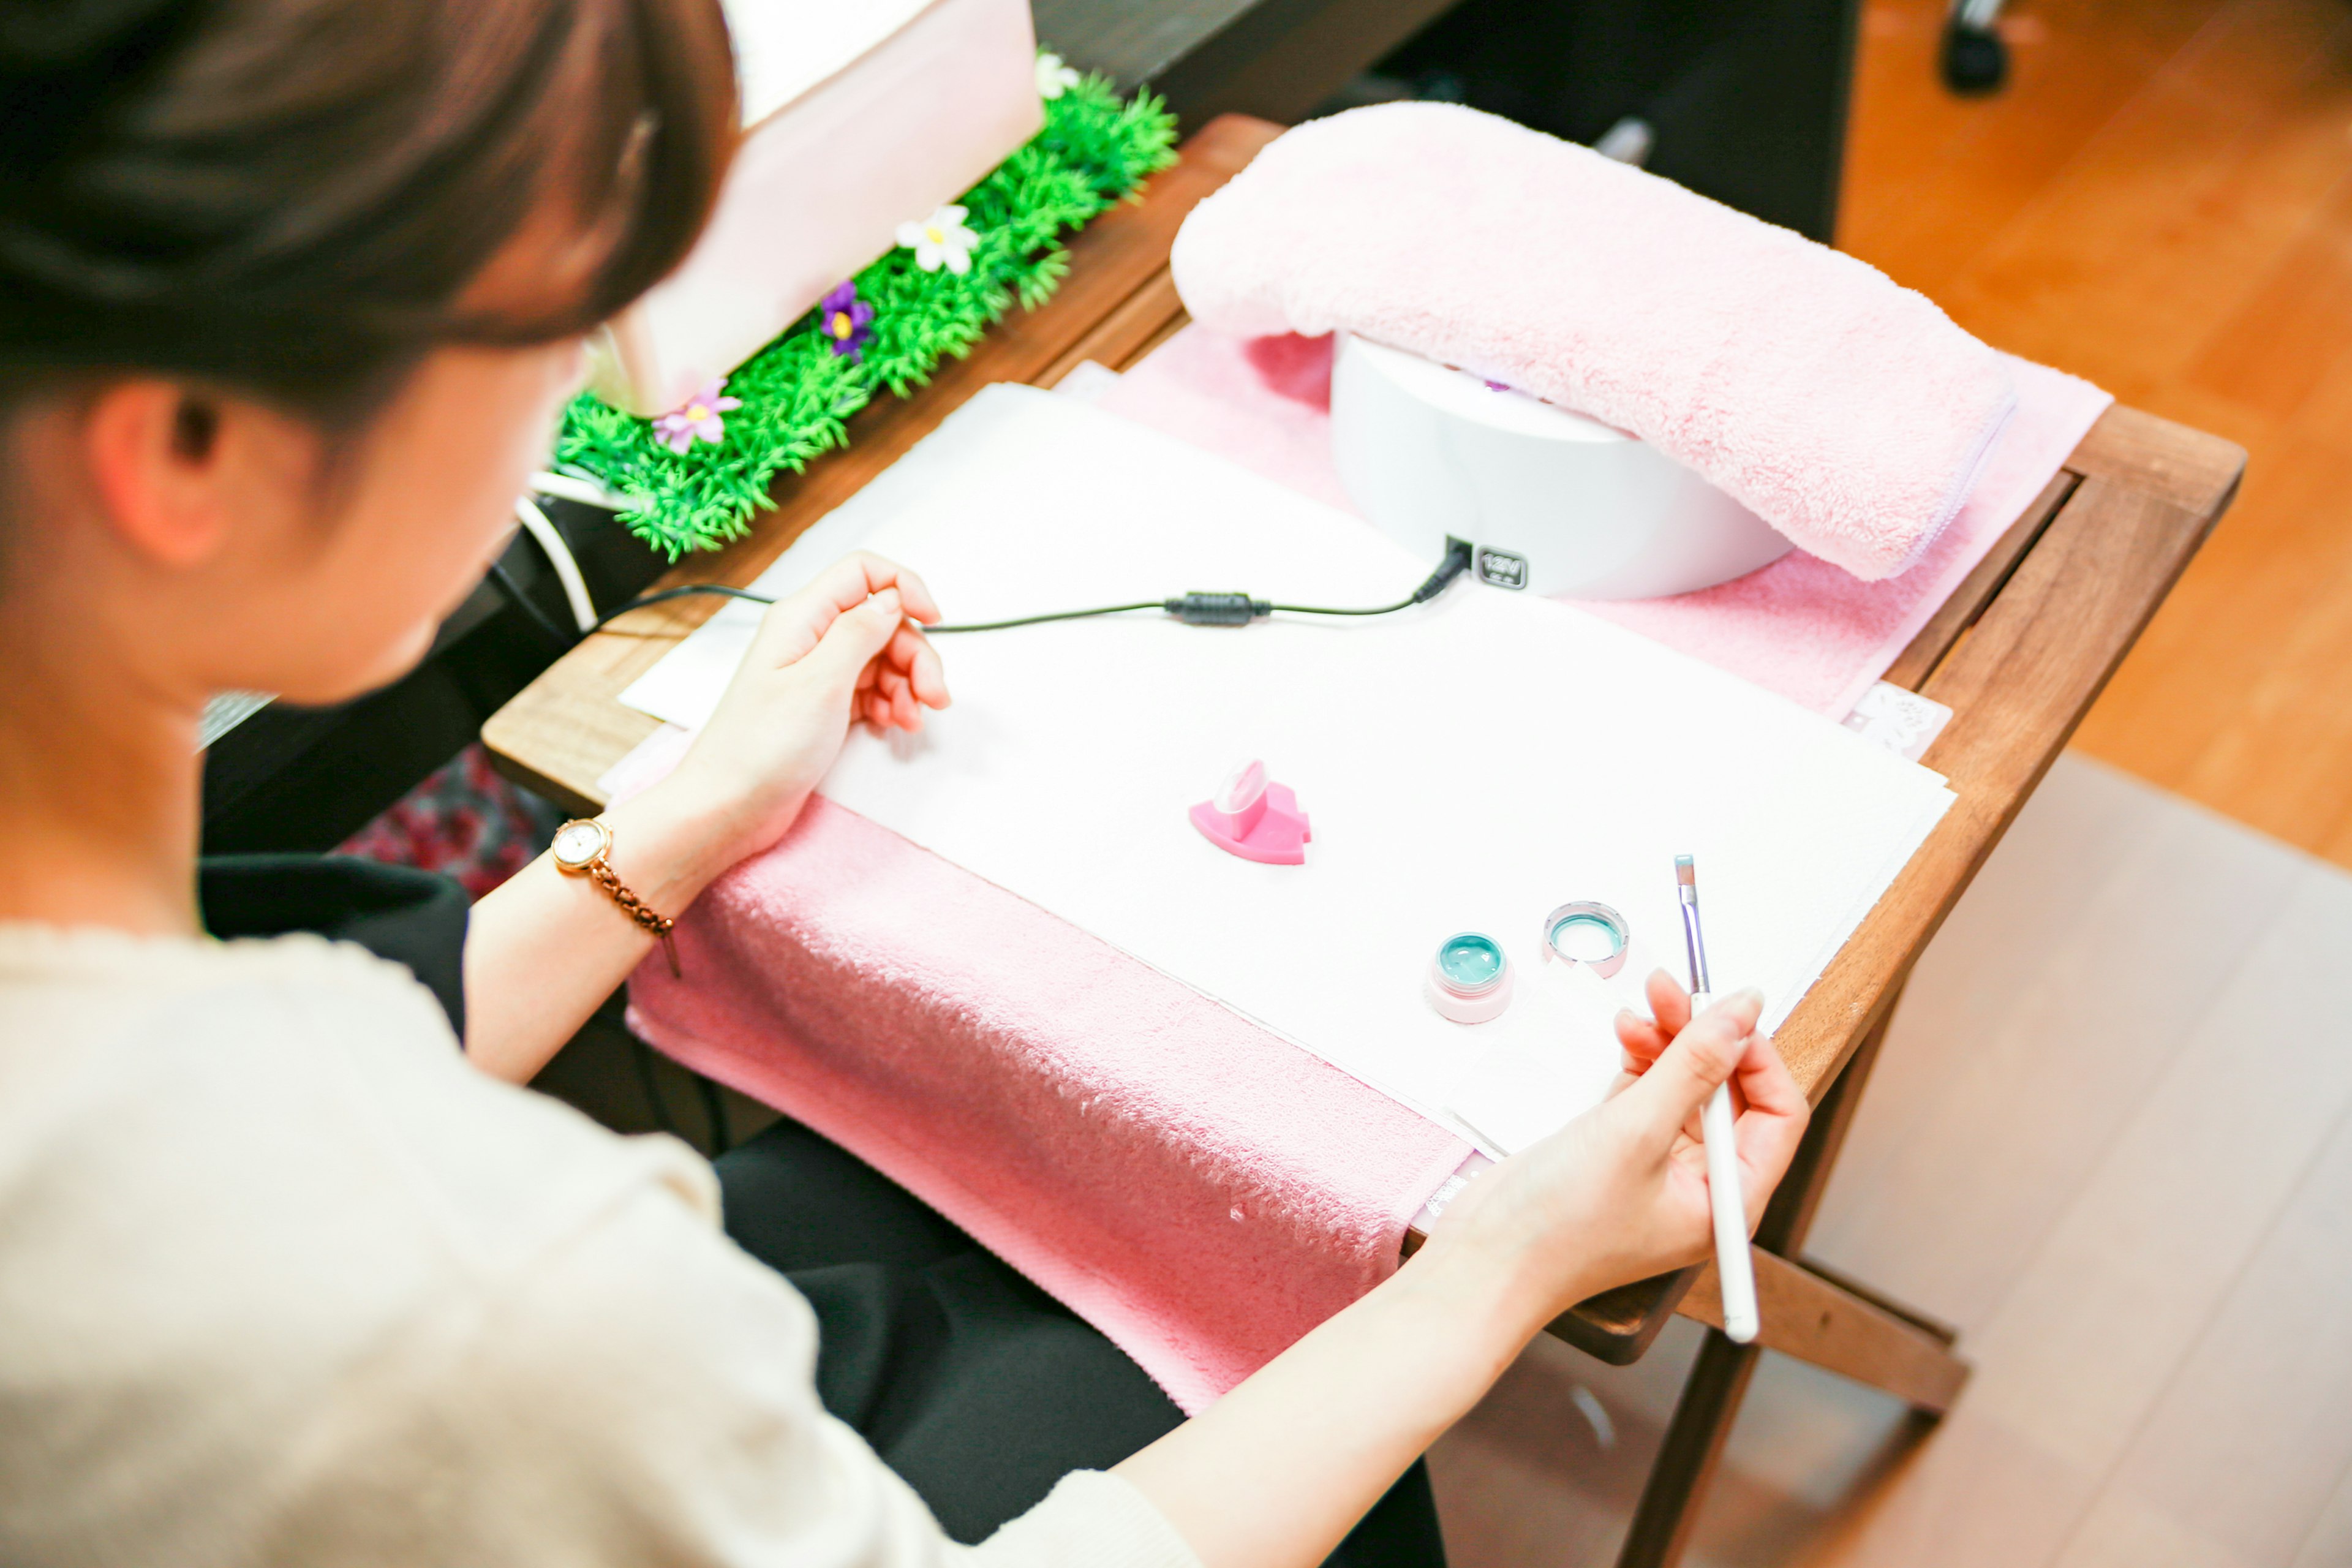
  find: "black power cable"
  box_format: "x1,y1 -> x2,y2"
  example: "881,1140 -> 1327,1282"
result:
491,557 -> 578,648
587,537 -> 1479,638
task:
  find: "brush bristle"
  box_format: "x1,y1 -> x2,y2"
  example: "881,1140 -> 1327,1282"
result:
1675,854 -> 1695,883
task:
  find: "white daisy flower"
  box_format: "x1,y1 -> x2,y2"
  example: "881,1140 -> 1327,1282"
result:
1036,51 -> 1080,100
894,204 -> 979,276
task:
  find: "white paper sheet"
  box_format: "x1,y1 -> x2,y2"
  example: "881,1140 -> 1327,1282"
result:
623,388 -> 1954,1154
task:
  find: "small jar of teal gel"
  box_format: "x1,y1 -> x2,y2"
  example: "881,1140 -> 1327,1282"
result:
1426,932 -> 1513,1024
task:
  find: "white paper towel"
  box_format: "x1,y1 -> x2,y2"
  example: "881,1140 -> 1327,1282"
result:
622,387 -> 1954,1153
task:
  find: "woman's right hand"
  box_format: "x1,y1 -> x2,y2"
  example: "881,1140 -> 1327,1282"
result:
1416,976 -> 1809,1333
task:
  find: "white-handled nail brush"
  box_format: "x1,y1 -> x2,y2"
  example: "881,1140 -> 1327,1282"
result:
1676,855 -> 1759,1344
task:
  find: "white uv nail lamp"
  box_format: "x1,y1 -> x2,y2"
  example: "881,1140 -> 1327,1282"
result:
1329,332 -> 1795,600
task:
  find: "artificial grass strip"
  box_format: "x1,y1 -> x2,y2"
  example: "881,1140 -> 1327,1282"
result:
555,69 -> 1179,560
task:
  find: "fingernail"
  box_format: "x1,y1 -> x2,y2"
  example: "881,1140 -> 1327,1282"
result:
1615,1008 -> 1641,1029
1728,986 -> 1765,1011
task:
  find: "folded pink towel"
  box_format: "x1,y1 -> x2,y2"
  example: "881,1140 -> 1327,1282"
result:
622,795 -> 1470,1414
1170,103 -> 2020,580
1086,325 -> 2111,716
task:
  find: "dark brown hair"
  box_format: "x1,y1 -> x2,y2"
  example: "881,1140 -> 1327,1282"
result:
0,0 -> 738,424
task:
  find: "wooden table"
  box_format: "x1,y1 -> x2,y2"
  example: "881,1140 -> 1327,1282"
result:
484,115 -> 2245,1568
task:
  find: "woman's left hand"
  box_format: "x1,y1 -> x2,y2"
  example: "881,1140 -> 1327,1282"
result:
654,552 -> 951,871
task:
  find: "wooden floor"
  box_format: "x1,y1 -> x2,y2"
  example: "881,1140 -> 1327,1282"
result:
1841,0 -> 2352,870
1426,6 -> 2352,1561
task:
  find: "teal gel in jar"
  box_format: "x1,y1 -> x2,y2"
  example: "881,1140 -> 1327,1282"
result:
1437,933 -> 1505,991
1427,932 -> 1513,1024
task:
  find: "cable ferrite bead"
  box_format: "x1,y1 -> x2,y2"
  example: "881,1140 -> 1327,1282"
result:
1166,592 -> 1270,627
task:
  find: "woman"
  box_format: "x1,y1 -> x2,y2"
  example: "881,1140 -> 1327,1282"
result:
0,2 -> 1809,1564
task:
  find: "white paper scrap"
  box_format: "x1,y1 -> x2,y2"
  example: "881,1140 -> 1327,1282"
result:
1842,680 -> 1956,761
623,386 -> 1954,1150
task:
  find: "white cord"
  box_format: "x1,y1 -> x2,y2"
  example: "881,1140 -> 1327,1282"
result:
513,496 -> 599,635
529,469 -> 643,511
1593,116 -> 1655,167
196,690 -> 274,752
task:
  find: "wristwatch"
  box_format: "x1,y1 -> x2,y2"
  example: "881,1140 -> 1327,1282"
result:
551,818 -> 681,978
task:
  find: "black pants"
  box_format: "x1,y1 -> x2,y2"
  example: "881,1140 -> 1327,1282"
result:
717,1118 -> 1446,1566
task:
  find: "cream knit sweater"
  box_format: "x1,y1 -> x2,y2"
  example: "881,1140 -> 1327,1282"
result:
0,924 -> 1200,1568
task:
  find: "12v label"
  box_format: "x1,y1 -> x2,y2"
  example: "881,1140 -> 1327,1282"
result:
1474,547 -> 1529,590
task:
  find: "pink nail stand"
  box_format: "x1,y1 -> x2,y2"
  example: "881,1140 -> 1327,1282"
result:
1190,759 -> 1313,865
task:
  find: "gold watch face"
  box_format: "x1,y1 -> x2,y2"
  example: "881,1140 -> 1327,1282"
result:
552,818 -> 610,871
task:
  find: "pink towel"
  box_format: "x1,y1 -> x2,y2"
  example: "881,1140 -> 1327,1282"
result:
1170,102 -> 2019,580
1088,326 -> 2111,717
623,794 -> 1470,1414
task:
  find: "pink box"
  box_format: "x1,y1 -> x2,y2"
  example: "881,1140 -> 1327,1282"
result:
590,0 -> 1044,415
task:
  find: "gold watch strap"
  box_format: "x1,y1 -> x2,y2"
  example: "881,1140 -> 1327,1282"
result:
556,820 -> 681,978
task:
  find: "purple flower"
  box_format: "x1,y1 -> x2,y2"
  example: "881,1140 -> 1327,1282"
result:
653,377 -> 742,454
818,280 -> 876,361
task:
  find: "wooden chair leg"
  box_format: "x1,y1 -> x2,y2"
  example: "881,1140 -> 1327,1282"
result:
1678,1251 -> 1969,1413
1617,1330 -> 1762,1568
1800,1252 -> 1963,1346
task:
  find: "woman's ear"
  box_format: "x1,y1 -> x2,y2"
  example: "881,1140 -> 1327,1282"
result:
82,380 -> 244,569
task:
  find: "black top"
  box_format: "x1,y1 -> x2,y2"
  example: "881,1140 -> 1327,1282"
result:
198,856 -> 469,1041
